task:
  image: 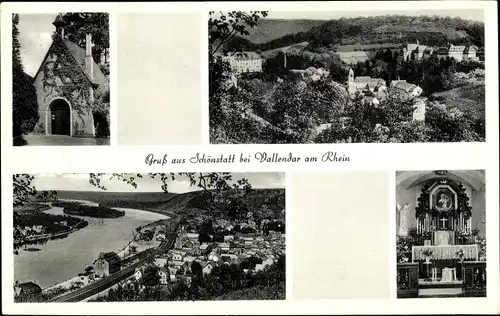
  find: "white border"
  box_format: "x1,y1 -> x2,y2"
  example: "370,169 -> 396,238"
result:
2,1 -> 499,315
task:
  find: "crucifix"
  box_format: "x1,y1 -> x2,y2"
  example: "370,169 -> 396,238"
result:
439,217 -> 448,229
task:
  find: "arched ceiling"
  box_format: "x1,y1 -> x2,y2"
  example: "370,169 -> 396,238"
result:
396,170 -> 485,191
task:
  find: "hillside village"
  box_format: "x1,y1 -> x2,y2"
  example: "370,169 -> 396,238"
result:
209,13 -> 485,144
129,216 -> 285,290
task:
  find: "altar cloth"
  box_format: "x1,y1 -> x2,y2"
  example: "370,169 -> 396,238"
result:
441,267 -> 456,282
412,244 -> 478,261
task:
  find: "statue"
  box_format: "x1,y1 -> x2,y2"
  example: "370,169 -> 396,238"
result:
397,203 -> 411,237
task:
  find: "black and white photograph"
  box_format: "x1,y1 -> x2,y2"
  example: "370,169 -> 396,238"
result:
13,172 -> 286,302
12,12 -> 110,146
209,10 -> 485,144
396,170 -> 486,298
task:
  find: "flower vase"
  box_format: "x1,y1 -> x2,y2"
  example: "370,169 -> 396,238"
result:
425,257 -> 430,264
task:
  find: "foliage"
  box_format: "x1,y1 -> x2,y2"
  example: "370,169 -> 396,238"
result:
52,201 -> 125,218
93,89 -> 110,137
12,14 -> 39,143
13,174 -> 37,208
421,248 -> 434,257
141,266 -> 160,287
396,228 -> 419,263
57,13 -> 109,66
209,11 -> 268,58
209,11 -> 268,143
476,234 -> 486,260
14,212 -> 87,235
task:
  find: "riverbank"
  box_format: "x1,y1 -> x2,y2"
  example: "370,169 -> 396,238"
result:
21,207 -> 169,296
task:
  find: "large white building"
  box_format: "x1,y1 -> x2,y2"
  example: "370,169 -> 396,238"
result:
404,41 -> 480,62
227,52 -> 263,74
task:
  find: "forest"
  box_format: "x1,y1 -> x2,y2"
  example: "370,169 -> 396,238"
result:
224,15 -> 484,53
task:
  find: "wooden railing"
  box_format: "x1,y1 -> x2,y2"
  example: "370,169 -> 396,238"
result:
463,261 -> 486,297
397,263 -> 419,298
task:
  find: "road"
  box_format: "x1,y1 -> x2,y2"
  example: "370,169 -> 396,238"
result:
48,219 -> 179,302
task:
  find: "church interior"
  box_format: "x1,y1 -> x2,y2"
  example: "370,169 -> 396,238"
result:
396,170 -> 486,298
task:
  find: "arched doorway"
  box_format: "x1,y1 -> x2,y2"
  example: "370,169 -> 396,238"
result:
49,99 -> 71,135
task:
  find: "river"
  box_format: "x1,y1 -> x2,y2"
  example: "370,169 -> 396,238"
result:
14,203 -> 168,289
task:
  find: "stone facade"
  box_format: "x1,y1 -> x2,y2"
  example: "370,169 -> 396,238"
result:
32,16 -> 109,137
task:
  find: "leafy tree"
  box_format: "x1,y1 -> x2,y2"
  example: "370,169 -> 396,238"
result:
12,14 -> 39,145
329,61 -> 349,83
141,265 -> 160,287
56,13 -> 109,66
208,11 -> 268,58
191,261 -> 203,279
208,11 -> 268,143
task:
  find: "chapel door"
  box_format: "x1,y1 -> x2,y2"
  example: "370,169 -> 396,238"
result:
50,100 -> 70,135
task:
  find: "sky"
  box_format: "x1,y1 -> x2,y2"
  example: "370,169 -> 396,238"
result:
18,10 -> 483,76
30,173 -> 285,193
264,9 -> 484,22
18,14 -> 57,77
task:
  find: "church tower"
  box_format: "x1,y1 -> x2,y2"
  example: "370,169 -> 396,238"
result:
347,67 -> 356,95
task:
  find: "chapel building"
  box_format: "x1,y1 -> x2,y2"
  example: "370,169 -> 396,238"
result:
32,14 -> 109,137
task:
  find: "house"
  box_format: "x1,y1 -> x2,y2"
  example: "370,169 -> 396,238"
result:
208,252 -> 220,262
226,52 -> 263,74
202,262 -> 214,275
218,243 -> 230,252
390,80 -> 423,97
448,44 -> 466,62
186,233 -> 199,240
172,253 -> 184,261
93,252 -> 121,278
134,267 -> 144,281
336,51 -> 369,65
32,225 -> 43,234
78,269 -> 95,286
347,68 -> 386,95
199,243 -> 210,251
362,96 -> 380,106
464,46 -> 479,61
158,268 -> 169,285
14,281 -> 42,301
183,256 -> 196,263
223,235 -> 235,242
403,40 -> 428,61
182,240 -> 194,249
32,14 -> 109,137
413,98 -> 427,122
255,258 -> 275,272
154,257 -> 168,268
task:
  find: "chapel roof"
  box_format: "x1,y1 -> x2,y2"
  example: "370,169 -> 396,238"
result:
34,37 -> 109,93
354,76 -> 385,84
62,38 -> 109,92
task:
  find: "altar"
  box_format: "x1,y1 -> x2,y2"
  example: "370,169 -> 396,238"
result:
412,244 -> 479,261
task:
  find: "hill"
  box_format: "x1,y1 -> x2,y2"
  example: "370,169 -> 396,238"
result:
53,188 -> 286,220
228,15 -> 484,55
54,190 -> 178,210
243,19 -> 325,44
